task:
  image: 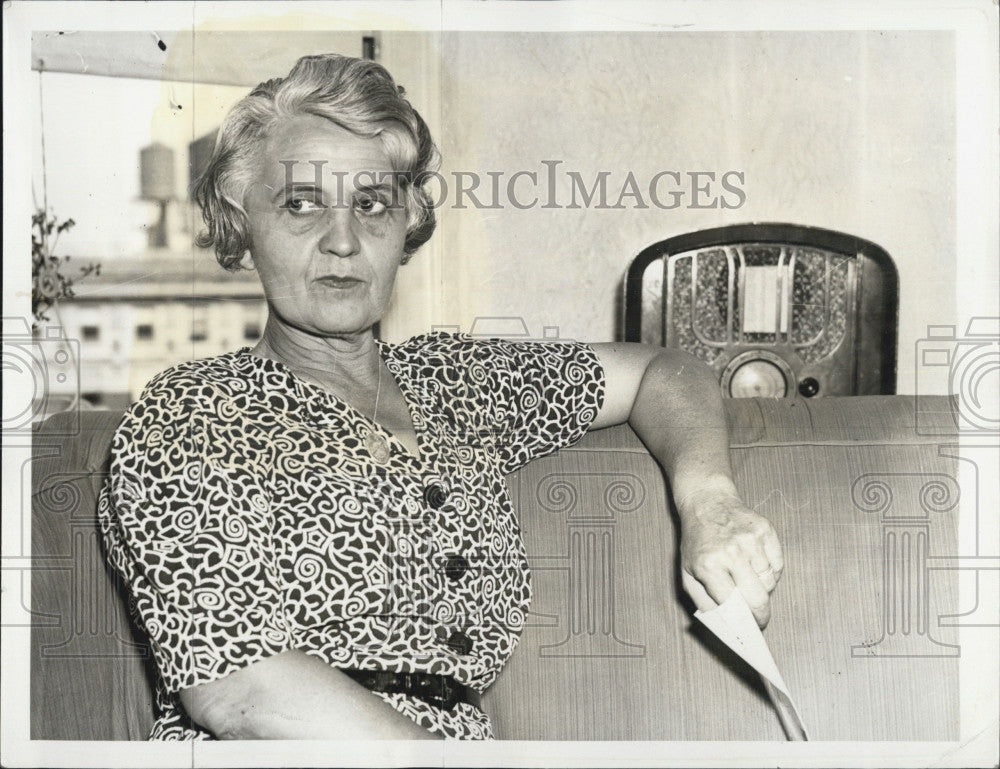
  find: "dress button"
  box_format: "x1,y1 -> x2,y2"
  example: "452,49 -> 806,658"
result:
444,554 -> 470,581
445,630 -> 474,656
423,483 -> 448,509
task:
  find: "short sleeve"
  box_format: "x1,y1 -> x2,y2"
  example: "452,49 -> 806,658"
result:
463,337 -> 606,474
98,376 -> 293,694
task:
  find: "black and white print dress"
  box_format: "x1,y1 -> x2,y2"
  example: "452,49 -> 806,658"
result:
98,333 -> 605,740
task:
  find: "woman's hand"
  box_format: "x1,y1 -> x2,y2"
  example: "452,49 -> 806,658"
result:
677,487 -> 783,628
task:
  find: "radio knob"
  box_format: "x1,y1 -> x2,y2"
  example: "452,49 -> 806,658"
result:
798,377 -> 821,397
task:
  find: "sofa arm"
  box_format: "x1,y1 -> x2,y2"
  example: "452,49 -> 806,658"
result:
30,410 -> 157,740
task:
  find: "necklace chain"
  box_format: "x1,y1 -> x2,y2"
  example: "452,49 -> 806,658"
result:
363,361 -> 390,463
371,358 -> 382,422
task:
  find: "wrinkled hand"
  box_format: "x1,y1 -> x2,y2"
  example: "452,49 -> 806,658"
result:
679,491 -> 784,628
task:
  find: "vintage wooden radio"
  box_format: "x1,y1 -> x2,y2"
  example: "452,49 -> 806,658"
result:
623,224 -> 898,397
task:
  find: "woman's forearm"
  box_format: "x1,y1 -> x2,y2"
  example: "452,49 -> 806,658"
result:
591,342 -> 783,626
626,349 -> 739,515
180,650 -> 441,740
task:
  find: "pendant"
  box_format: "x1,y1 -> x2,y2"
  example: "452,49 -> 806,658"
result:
363,430 -> 391,464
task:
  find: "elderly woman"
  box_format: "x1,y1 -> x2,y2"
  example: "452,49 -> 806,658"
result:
99,53 -> 783,741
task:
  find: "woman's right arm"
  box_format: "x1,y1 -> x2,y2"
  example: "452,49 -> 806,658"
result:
180,650 -> 440,739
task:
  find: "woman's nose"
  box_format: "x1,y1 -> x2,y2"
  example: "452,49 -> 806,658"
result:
317,207 -> 361,258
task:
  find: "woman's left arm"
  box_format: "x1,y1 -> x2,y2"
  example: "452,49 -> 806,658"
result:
589,342 -> 784,628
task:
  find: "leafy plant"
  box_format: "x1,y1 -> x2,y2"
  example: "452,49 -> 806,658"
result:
32,209 -> 100,324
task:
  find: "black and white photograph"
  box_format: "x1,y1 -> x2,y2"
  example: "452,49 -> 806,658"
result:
2,1 -> 998,766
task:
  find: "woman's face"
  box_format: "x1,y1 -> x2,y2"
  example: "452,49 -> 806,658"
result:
244,114 -> 408,340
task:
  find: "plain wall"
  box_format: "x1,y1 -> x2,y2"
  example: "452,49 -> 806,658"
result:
384,31 -> 956,394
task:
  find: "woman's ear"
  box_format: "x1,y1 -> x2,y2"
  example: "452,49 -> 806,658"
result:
239,249 -> 255,270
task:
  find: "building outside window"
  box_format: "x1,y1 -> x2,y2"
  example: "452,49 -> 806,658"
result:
190,310 -> 208,343
30,68 -> 266,408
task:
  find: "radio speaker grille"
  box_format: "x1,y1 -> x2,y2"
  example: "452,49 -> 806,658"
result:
624,224 -> 898,397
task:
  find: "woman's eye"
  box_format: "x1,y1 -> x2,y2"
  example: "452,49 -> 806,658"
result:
355,195 -> 388,216
285,197 -> 324,213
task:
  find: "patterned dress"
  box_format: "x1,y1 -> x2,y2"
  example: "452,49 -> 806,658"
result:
98,333 -> 605,739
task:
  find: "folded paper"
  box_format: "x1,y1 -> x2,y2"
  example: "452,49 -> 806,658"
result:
694,590 -> 809,740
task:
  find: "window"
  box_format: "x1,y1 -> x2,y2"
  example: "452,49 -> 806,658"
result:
136,324 -> 154,340
81,325 -> 100,341
190,313 -> 208,342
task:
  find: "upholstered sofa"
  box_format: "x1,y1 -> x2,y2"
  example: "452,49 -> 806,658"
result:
30,395 -> 962,741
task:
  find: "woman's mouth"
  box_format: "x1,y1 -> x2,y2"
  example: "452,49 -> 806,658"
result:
315,275 -> 364,289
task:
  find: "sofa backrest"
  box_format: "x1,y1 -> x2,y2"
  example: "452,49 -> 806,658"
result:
490,395 -> 963,740
30,396 -> 962,740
